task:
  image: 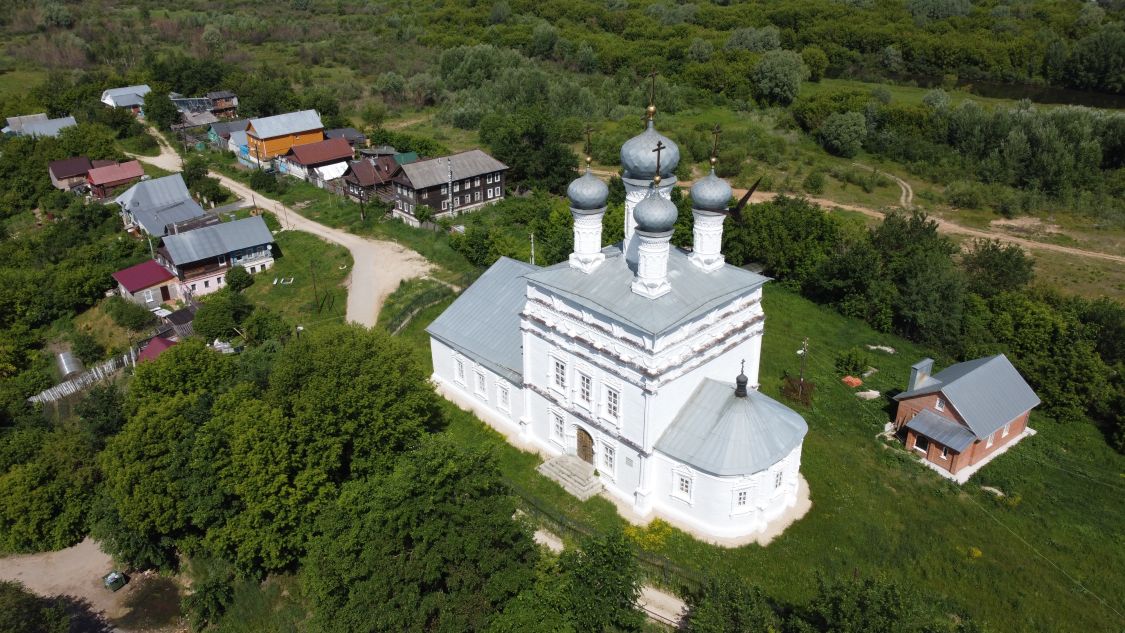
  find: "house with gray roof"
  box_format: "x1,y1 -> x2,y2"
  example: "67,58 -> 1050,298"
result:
157,215 -> 275,298
2,113 -> 76,138
391,149 -> 507,226
114,173 -> 208,237
246,109 -> 324,160
101,85 -> 152,116
894,355 -> 1040,482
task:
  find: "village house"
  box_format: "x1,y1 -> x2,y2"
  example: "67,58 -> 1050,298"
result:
325,127 -> 367,147
87,160 -> 145,199
281,137 -> 353,186
3,113 -> 77,138
391,149 -> 507,226
208,119 -> 250,145
101,85 -> 152,116
157,215 -> 275,298
112,259 -> 179,309
48,157 -> 93,190
115,173 -> 209,237
894,355 -> 1040,483
206,91 -> 239,118
245,109 -> 324,163
342,156 -> 398,203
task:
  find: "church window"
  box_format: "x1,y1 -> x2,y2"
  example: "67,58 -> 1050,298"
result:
498,385 -> 510,411
935,397 -> 946,412
553,359 -> 567,390
454,358 -> 465,383
675,475 -> 692,500
475,370 -> 487,396
736,490 -> 748,507
551,412 -> 564,440
602,444 -> 615,471
605,388 -> 620,420
774,471 -> 783,489
578,373 -> 592,405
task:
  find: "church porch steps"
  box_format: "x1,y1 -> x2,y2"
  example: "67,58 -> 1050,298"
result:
537,455 -> 604,501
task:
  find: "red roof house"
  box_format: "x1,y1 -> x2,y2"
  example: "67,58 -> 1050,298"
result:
48,156 -> 93,190
284,137 -> 353,184
87,160 -> 145,198
112,260 -> 177,310
137,336 -> 176,363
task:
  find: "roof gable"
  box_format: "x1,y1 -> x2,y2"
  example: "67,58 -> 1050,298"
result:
399,149 -> 507,190
896,354 -> 1040,438
247,110 -> 323,140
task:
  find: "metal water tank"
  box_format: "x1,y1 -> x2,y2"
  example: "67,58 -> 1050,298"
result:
57,350 -> 85,379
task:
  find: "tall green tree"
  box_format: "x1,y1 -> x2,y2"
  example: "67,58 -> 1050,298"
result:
687,573 -> 781,633
960,239 -> 1034,297
142,90 -> 179,131
557,530 -> 644,633
480,108 -> 578,194
0,581 -> 69,633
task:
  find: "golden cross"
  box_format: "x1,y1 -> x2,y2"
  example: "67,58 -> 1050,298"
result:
652,139 -> 665,182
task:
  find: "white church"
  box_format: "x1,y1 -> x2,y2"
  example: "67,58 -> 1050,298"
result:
427,106 -> 808,540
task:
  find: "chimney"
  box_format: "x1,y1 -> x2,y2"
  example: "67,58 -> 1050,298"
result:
907,358 -> 933,392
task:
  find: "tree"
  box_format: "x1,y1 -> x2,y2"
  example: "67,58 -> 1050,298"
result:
193,289 -> 252,341
726,26 -> 781,52
960,239 -> 1033,297
302,436 -> 538,632
240,307 -> 290,346
751,50 -> 809,106
817,112 -> 867,158
794,574 -> 982,632
490,0 -> 511,24
201,24 -> 222,54
75,383 -> 126,446
480,109 -> 578,195
0,581 -> 69,633
689,38 -> 714,62
687,573 -> 781,633
557,530 -> 643,632
224,265 -> 253,293
143,91 -> 179,131
801,46 -> 829,82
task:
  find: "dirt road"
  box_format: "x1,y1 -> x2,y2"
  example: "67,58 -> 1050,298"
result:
132,131 -> 433,326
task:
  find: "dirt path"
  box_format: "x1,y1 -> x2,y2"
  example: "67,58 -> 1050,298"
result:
131,130 -> 434,326
853,162 -> 912,208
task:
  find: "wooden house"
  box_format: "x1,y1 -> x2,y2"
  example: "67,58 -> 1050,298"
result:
114,173 -> 209,236
343,155 -> 397,203
206,91 -> 239,118
894,355 -> 1039,482
87,160 -> 145,199
48,156 -> 93,190
390,149 -> 507,226
281,137 -> 353,186
245,110 -> 324,162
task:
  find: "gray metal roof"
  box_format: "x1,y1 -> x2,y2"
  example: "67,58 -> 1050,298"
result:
3,113 -> 47,133
115,174 -> 207,234
210,119 -> 250,138
905,409 -> 977,452
400,149 -> 508,190
525,245 -> 769,337
228,130 -> 248,147
162,216 -> 273,266
894,354 -> 1039,439
134,200 -> 208,236
102,85 -> 151,106
18,116 -> 76,138
426,257 -> 538,384
247,109 -> 322,140
655,379 -> 807,477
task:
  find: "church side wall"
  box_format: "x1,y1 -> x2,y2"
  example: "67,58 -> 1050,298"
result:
430,340 -> 524,434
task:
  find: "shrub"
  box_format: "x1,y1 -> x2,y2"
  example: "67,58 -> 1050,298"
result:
69,331 -> 104,365
834,347 -> 870,375
751,50 -> 809,106
224,265 -> 253,293
818,112 -> 867,158
801,46 -> 829,82
103,297 -> 154,331
249,169 -> 285,194
802,170 -> 826,194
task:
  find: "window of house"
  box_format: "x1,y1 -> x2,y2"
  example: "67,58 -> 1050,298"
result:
578,373 -> 592,405
454,358 -> 465,383
675,474 -> 692,500
939,446 -> 949,460
602,444 -> 615,471
441,200 -> 449,210
1002,422 -> 1010,437
190,284 -> 197,291
475,191 -> 481,201
605,388 -> 620,420
143,289 -> 154,302
204,280 -> 210,288
475,371 -> 486,396
441,185 -> 448,195
935,397 -> 946,412
736,490 -> 748,507
986,432 -> 994,448
453,182 -> 459,192
498,385 -> 510,411
774,471 -> 783,489
218,276 -> 224,285
474,178 -> 481,187
553,359 -> 566,390
914,435 -> 929,452
551,412 -> 564,440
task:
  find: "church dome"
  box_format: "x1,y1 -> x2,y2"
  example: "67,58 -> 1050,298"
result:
690,168 -> 732,212
621,120 -> 680,180
633,189 -> 677,234
567,169 -> 608,211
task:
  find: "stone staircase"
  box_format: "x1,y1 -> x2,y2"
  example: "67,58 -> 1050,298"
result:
537,455 -> 603,501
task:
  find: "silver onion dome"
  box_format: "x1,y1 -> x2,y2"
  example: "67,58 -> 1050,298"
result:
690,168 -> 732,212
621,120 -> 680,180
633,188 -> 677,233
566,168 -> 609,212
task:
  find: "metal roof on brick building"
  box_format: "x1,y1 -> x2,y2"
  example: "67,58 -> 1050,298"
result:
905,409 -> 977,452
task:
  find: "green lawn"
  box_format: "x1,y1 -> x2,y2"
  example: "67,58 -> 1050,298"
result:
393,285 -> 1125,632
241,228 -> 351,329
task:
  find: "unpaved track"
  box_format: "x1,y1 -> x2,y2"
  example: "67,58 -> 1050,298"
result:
133,131 -> 433,326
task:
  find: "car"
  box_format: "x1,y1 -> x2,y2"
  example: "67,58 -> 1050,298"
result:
102,571 -> 127,592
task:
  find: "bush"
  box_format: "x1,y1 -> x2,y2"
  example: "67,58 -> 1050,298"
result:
224,265 -> 253,293
69,331 -> 104,365
751,50 -> 809,106
249,169 -> 285,195
192,289 -> 251,342
818,112 -> 867,158
103,297 -> 154,331
802,170 -> 826,194
835,347 -> 871,375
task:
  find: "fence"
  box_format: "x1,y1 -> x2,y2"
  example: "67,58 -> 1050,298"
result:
507,479 -> 709,597
28,352 -> 134,404
385,283 -> 456,335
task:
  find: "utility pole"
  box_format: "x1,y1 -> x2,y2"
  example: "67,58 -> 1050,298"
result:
310,261 -> 320,313
530,232 -> 535,266
447,157 -> 454,218
798,337 -> 809,399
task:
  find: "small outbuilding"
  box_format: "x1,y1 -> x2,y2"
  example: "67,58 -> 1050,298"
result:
88,160 -> 145,199
112,259 -> 178,309
48,156 -> 93,190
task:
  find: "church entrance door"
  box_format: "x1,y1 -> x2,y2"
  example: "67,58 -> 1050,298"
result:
576,428 -> 594,464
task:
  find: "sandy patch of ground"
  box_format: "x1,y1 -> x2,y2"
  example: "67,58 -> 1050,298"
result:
990,216 -> 1064,235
